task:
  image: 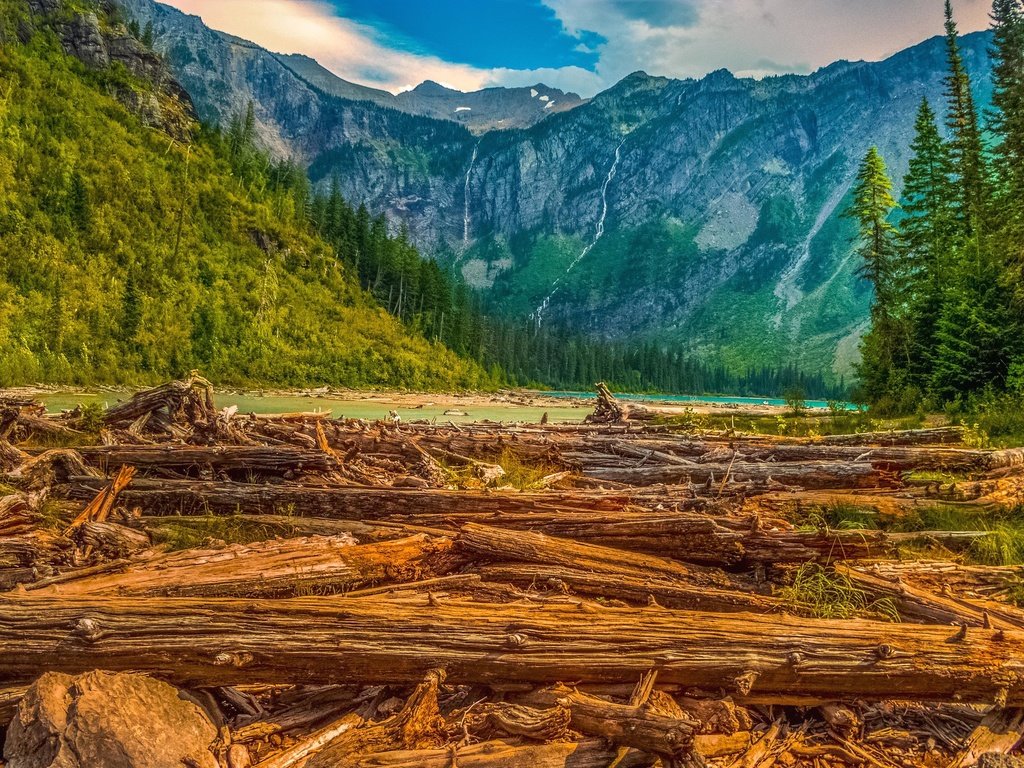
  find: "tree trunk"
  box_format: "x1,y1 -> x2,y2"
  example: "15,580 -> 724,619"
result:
2,593 -> 1023,703
28,534 -> 459,598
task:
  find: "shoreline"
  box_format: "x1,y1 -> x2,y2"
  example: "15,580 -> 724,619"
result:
5,385 -> 835,418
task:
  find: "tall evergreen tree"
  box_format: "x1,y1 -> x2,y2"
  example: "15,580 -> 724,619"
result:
900,99 -> 955,384
847,147 -> 905,404
990,0 -> 1024,299
944,0 -> 990,237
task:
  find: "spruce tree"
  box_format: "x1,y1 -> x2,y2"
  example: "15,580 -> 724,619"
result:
899,99 -> 955,384
847,147 -> 905,405
943,0 -> 990,237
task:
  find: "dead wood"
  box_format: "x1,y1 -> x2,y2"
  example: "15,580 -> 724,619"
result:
584,460 -> 890,489
948,707 -> 1024,767
3,593 -> 1024,703
75,445 -> 338,475
335,739 -> 656,768
838,564 -> 1024,630
102,373 -> 215,433
29,534 -> 459,598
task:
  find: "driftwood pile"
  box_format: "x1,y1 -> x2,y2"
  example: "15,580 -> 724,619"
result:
2,378 -> 1024,766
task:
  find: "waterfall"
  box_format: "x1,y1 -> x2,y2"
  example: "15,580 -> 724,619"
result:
531,136 -> 626,328
463,142 -> 479,249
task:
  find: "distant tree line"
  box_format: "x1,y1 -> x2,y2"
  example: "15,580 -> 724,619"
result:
851,0 -> 1024,412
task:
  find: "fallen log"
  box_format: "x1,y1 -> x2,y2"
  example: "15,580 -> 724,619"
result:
58,479 -> 648,519
102,374 -> 215,431
476,563 -> 782,613
948,707 -> 1024,768
461,520 -> 864,612
75,446 -> 338,475
2,593 -> 1024,703
813,427 -> 966,446
336,740 -> 655,768
583,460 -> 889,489
29,534 -> 459,598
839,564 -> 1024,630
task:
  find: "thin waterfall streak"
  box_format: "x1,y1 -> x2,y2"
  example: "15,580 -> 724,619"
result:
463,142 -> 479,249
531,137 -> 626,328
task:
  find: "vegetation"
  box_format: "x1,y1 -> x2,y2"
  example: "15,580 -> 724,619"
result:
854,0 -> 1024,419
0,0 -> 494,390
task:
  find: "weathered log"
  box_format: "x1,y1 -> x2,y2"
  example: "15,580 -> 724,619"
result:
948,707 -> 1024,768
0,494 -> 37,537
476,563 -> 782,613
813,426 -> 966,446
29,534 -> 458,598
500,684 -> 697,759
2,593 -> 1024,703
583,460 -> 888,489
75,446 -> 338,474
59,479 -> 895,565
839,564 -> 1024,630
58,478 -> 650,519
71,521 -> 151,561
335,740 -> 655,768
102,374 -> 215,429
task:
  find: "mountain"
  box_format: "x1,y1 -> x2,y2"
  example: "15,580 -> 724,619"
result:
279,55 -> 586,134
0,0 -> 493,389
116,0 -> 995,378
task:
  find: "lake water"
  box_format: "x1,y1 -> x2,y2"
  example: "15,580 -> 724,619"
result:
35,390 -> 857,424
35,392 -> 590,424
540,391 -> 859,411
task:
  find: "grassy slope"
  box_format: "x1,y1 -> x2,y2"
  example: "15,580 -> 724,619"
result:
0,2 -> 494,390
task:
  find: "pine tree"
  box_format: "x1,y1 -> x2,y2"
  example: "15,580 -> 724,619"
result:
846,147 -> 905,404
944,0 -> 990,237
990,0 -> 1024,287
899,99 -> 955,384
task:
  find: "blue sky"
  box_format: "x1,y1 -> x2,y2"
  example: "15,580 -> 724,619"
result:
327,0 -> 603,71
164,0 -> 992,96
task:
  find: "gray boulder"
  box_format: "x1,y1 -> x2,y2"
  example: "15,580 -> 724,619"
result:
4,671 -> 218,768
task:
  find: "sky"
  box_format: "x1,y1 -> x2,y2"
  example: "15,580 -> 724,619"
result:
160,0 -> 993,97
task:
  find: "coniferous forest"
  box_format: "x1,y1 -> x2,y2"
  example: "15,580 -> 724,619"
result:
851,0 -> 1024,414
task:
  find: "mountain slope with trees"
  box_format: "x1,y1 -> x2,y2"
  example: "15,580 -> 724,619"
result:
0,0 -> 494,389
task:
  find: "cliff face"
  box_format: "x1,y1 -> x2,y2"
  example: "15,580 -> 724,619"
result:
115,0 -> 994,375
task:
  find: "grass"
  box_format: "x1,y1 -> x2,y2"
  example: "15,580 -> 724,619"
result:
150,515 -> 284,552
496,448 -> 562,491
777,563 -> 899,621
796,502 -> 880,531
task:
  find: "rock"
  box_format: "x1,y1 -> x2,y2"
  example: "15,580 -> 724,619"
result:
4,671 -> 218,768
60,13 -> 109,68
978,755 -> 1024,768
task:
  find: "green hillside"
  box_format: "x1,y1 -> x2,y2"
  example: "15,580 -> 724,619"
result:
0,0 -> 494,390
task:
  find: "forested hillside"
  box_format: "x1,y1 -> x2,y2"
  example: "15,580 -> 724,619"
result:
0,0 -> 494,390
851,0 -> 1024,415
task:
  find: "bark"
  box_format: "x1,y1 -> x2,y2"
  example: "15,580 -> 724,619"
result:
948,707 -> 1024,768
2,594 -> 1024,703
29,534 -> 459,598
583,461 -> 889,490
58,478 -> 649,519
476,563 -> 781,613
838,564 -> 1024,630
334,740 -> 655,768
75,446 -> 338,474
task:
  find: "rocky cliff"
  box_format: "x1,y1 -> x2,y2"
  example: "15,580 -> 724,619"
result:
114,0 -> 994,375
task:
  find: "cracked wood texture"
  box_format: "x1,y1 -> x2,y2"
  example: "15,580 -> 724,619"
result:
1,593 -> 1023,702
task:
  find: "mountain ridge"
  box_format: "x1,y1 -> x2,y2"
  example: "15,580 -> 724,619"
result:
115,0 -> 996,379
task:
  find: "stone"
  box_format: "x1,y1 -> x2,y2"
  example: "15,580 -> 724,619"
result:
4,671 -> 218,768
978,754 -> 1024,768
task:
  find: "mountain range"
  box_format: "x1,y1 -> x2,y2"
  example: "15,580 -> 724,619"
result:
115,0 -> 995,378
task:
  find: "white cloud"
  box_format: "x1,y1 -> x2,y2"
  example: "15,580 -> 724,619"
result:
161,0 -> 992,98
